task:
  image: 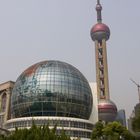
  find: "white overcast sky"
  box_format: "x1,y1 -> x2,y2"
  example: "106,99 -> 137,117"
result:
0,0 -> 140,119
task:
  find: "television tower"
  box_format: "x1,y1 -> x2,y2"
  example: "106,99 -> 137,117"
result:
90,0 -> 117,122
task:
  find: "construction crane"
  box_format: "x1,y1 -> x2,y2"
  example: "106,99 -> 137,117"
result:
130,78 -> 140,103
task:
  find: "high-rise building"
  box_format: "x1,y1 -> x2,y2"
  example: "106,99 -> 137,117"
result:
116,109 -> 126,127
90,0 -> 117,122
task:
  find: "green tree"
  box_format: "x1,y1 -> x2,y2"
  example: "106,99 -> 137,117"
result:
132,114 -> 140,132
58,129 -> 71,140
91,121 -> 105,140
0,123 -> 80,140
91,121 -> 135,140
103,122 -> 135,140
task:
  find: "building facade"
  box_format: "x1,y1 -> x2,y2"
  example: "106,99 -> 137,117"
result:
0,81 -> 14,128
116,109 -> 126,127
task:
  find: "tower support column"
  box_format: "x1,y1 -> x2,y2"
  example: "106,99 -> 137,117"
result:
95,40 -> 101,100
102,39 -> 110,100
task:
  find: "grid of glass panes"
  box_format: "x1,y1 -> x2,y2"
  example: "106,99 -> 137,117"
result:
5,118 -> 93,138
11,61 -> 93,119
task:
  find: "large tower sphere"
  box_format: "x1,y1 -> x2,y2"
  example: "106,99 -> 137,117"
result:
98,100 -> 117,122
11,60 -> 93,119
90,23 -> 110,41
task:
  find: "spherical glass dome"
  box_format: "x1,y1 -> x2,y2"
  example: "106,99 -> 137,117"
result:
11,60 -> 93,119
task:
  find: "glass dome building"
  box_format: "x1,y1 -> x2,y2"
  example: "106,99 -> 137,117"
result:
11,60 -> 93,119
5,60 -> 95,139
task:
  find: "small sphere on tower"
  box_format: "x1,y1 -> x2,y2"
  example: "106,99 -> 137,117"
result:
90,23 -> 110,41
98,99 -> 117,122
96,3 -> 102,11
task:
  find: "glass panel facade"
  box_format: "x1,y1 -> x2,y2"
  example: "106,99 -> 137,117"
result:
5,118 -> 93,138
11,61 -> 93,119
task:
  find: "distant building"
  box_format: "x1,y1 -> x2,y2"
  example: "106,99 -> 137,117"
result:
89,83 -> 98,124
0,81 -> 14,128
128,110 -> 135,131
116,110 -> 126,127
128,103 -> 140,138
134,103 -> 140,117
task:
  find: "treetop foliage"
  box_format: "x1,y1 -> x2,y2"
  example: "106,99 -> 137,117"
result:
132,112 -> 140,132
0,123 -> 79,140
91,121 -> 135,140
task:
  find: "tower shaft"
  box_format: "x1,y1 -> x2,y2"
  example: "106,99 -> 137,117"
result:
95,39 -> 110,100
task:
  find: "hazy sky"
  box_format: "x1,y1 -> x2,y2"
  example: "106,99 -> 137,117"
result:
0,0 -> 140,119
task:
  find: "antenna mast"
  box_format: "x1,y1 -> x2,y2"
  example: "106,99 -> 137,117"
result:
130,78 -> 140,103
96,0 -> 102,23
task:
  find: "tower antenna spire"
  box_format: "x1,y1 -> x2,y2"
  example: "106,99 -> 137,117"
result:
97,0 -> 100,4
96,0 -> 102,23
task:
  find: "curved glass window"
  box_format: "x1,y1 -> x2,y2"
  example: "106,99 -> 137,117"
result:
11,61 -> 93,119
5,118 -> 93,138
